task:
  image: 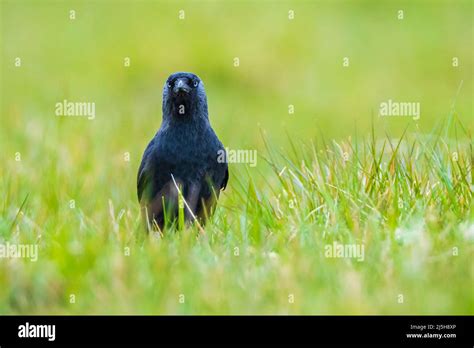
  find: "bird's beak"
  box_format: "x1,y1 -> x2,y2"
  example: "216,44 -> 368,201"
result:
173,79 -> 191,95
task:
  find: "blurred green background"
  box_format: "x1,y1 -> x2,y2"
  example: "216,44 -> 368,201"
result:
0,0 -> 472,314
2,0 -> 472,149
1,0 -> 472,204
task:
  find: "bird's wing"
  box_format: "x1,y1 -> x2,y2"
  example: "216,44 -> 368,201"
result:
137,164 -> 148,203
137,163 -> 148,203
213,134 -> 229,191
137,138 -> 156,202
221,166 -> 229,191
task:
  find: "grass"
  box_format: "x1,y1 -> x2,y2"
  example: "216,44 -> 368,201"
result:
0,0 -> 472,314
0,116 -> 472,314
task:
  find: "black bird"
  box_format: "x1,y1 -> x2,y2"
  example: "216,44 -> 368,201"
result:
137,72 -> 228,231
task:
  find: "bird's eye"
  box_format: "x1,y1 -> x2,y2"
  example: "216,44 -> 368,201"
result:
167,82 -> 172,88
193,80 -> 199,88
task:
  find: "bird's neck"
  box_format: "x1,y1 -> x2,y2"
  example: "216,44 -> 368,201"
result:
162,114 -> 210,132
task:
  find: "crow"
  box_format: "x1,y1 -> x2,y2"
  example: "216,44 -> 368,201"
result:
137,72 -> 228,231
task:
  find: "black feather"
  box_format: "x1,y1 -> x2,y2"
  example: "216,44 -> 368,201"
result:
137,72 -> 228,230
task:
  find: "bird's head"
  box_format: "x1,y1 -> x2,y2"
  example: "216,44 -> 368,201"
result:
162,72 -> 208,122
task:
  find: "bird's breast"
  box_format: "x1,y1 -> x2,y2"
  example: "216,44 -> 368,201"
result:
155,134 -> 218,182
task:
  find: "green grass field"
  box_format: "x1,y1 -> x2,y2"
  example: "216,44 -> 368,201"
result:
0,0 -> 473,314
